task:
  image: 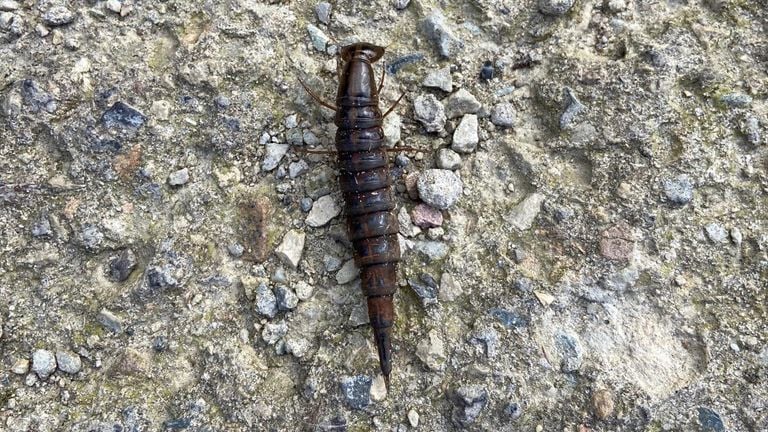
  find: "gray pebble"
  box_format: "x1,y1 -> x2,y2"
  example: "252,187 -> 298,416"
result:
306,23 -> 335,54
147,265 -> 178,289
336,259 -> 359,284
261,321 -> 288,345
55,351 -> 82,374
412,240 -> 449,262
395,154 -> 410,167
469,328 -> 499,358
284,113 -> 299,129
272,267 -> 287,283
315,2 -> 331,24
256,282 -> 278,318
417,169 -> 463,210
97,308 -> 123,333
490,102 -> 516,128
554,206 -> 575,222
697,407 -> 725,432
742,116 -> 760,145
393,0 -> 410,9
452,114 -> 479,153
285,337 -> 311,358
514,277 -> 534,293
288,160 -> 309,179
227,243 -> 244,257
451,386 -> 488,427
555,331 -> 583,372
705,223 -> 728,244
436,148 -> 461,170
32,349 -> 57,379
539,0 -> 575,16
720,93 -> 752,108
303,130 -> 320,146
421,10 -> 463,58
262,143 -> 289,172
422,66 -> 453,92
0,1 -> 20,11
167,168 -> 191,188
305,194 -> 341,227
294,281 -> 314,300
730,227 -> 742,246
21,79 -> 57,113
408,275 -> 439,306
213,95 -> 230,110
413,94 -> 447,133
80,225 -> 104,251
489,308 -> 528,328
299,197 -> 313,212
31,216 -> 52,237
444,89 -> 481,119
102,101 -> 146,129
559,87 -> 585,129
505,402 -> 523,420
42,6 -> 75,26
109,249 -> 138,282
323,255 -> 342,272
275,285 -> 299,311
340,375 -> 372,410
663,175 -> 693,204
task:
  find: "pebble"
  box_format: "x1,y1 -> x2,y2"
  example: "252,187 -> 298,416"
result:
323,254 -> 342,272
111,348 -> 149,377
294,281 -> 314,300
416,329 -> 446,370
315,2 -> 332,24
422,66 -> 453,92
452,114 -> 479,153
592,389 -> 615,419
228,243 -> 244,257
697,407 -> 725,432
285,337 -> 310,358
505,402 -> 523,420
393,0 -> 411,9
451,386 -> 488,427
720,92 -> 752,108
413,94 -> 447,133
261,321 -> 288,345
407,409 -> 420,427
299,197 -> 313,213
108,249 -> 138,282
0,1 -> 20,11
421,9 -> 463,58
147,265 -> 178,289
152,336 -> 168,352
262,143 -> 289,172
489,308 -> 529,328
384,113 -> 402,146
286,129 -> 303,146
491,102 -> 516,128
559,87 -> 585,129
12,358 -> 29,375
255,282 -> 278,318
742,116 -> 760,145
97,308 -> 123,333
369,375 -> 388,401
306,23 -> 335,54
705,223 -> 728,243
336,259 -> 359,284
303,130 -> 319,146
21,79 -> 57,113
102,102 -> 146,129
539,0 -> 575,16
730,227 -> 742,246
105,0 -> 122,14
32,349 -> 57,379
31,216 -> 52,237
284,113 -> 299,129
275,285 -> 299,311
79,225 -> 104,251
555,331 -> 583,372
663,175 -> 694,204
444,89 -> 482,119
508,193 -> 545,230
436,148 -> 462,170
42,6 -> 75,26
409,276 -> 439,306
411,204 -> 443,228
398,205 -> 421,237
55,351 -> 82,374
599,222 -> 634,261
469,328 -> 499,358
275,229 -> 305,269
167,168 -> 189,186
417,169 -> 463,210
395,154 -> 410,167
439,272 -> 462,301
288,160 -> 309,178
305,194 -> 341,227
413,240 -> 449,262
340,375 -> 372,410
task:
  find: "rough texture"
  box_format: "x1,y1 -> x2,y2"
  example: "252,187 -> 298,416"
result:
1,1 -> 767,431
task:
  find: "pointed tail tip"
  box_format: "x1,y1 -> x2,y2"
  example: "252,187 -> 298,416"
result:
384,373 -> 391,392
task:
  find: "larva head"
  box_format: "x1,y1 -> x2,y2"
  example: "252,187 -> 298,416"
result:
340,42 -> 385,63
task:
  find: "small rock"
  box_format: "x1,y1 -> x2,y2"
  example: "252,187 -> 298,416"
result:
417,169 -> 463,210
412,240 -> 449,262
599,222 -> 634,261
398,207 -> 421,237
146,265 -> 178,289
42,6 -> 75,26
489,308 -> 528,328
370,375 -> 388,401
452,114 -> 479,153
411,204 -> 443,228
469,328 -> 499,358
272,267 -> 287,284
705,223 -> 728,244
32,349 -> 57,379
294,281 -> 314,300
108,249 -> 138,282
505,402 -> 523,420
720,93 -> 752,108
306,195 -> 341,227
414,94 -> 447,133
491,102 -> 516,128
12,358 -> 29,375
340,375 -> 372,410
262,143 -> 289,172
299,197 -> 313,213
228,243 -> 244,257
284,113 -> 299,129
336,259 -> 359,284
384,113 -> 402,147
255,283 -> 278,318
167,168 -> 190,186
306,23 -> 335,54
315,2 -> 332,25
55,351 -> 82,374
395,154 -> 410,167
0,1 -> 20,11
105,0 -> 122,14
102,101 -> 146,129
409,276 -> 439,306
444,89 -> 482,119
421,10 -> 463,58
408,409 -> 420,427
386,53 -> 425,74
423,66 -> 453,92
80,225 -> 104,251
152,336 -> 168,352
559,87 -> 585,130
592,389 -> 615,420
303,130 -> 319,146
275,285 -> 299,311
439,272 -> 462,301
508,193 -> 545,230
111,348 -> 149,377
539,0 -> 575,16
405,172 -> 421,199
417,329 -> 446,370
323,254 -> 342,272
261,321 -> 288,345
730,227 -> 742,246
451,386 -> 488,427
288,160 -> 309,178
97,308 -> 123,333
393,0 -> 410,9
697,407 -> 725,432
663,175 -> 694,205
285,337 -> 310,358
436,148 -> 461,170
21,79 -> 56,113
555,331 -> 583,372
479,61 -> 494,80
31,216 -> 52,237
275,230 -> 305,269
742,116 -> 761,145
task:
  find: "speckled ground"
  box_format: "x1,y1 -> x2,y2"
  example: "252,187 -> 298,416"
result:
1,0 -> 767,431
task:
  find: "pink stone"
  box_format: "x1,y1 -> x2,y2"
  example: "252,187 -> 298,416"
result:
599,222 -> 634,261
411,204 -> 443,228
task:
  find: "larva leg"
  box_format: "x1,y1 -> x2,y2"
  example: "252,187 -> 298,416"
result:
298,78 -> 338,111
382,91 -> 406,118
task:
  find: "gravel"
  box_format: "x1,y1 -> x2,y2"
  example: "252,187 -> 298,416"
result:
539,0 -> 576,16
262,143 -> 289,172
451,114 -> 479,153
335,259 -> 359,284
305,194 -> 341,227
559,87 -> 585,129
274,285 -> 298,311
413,94 -> 447,133
704,223 -> 728,243
444,89 -> 482,119
108,249 -> 138,282
32,349 -> 57,379
261,321 -> 288,345
315,2 -> 331,24
422,66 -> 453,92
340,375 -> 372,410
436,148 -> 461,170
167,168 -> 189,186
275,230 -> 305,269
255,283 -> 278,318
490,102 -> 516,128
451,386 -> 488,427
417,169 -> 463,210
55,351 -> 82,374
663,175 -> 694,204
421,10 -> 463,58
42,6 -> 75,26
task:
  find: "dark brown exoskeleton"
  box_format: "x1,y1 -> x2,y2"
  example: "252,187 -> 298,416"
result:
300,42 -> 404,387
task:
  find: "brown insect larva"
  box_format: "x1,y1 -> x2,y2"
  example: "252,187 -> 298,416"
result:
301,42 -> 402,388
